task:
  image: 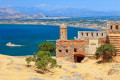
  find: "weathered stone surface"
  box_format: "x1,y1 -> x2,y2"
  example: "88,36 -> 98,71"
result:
60,75 -> 71,80
6,67 -> 11,70
70,63 -> 77,68
27,71 -> 35,73
7,58 -> 14,65
62,68 -> 69,72
63,57 -> 69,61
108,68 -> 118,75
95,77 -> 104,80
57,60 -> 64,64
29,78 -> 44,80
14,67 -> 22,70
71,78 -> 84,80
73,73 -> 84,80
113,64 -> 120,68
7,60 -> 14,65
56,40 -> 88,62
16,63 -> 23,66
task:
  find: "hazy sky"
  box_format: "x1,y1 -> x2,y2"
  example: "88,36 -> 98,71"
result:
0,0 -> 120,11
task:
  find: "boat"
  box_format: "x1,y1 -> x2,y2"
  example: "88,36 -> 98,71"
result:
6,42 -> 23,47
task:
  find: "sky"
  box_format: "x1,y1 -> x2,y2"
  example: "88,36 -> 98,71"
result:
0,0 -> 120,11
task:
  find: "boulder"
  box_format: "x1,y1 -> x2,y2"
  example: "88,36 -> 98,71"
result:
108,68 -> 118,75
27,71 -> 35,73
14,67 -> 22,70
16,63 -> 23,66
73,73 -> 84,80
70,64 -> 77,68
6,67 -> 11,70
29,78 -> 44,80
71,78 -> 84,80
62,68 -> 69,72
64,57 -> 69,61
60,75 -> 71,80
57,60 -> 64,64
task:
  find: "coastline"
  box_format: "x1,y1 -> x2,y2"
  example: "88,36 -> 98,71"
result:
0,23 -> 102,31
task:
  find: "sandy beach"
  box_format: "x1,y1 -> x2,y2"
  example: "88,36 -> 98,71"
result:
0,54 -> 120,80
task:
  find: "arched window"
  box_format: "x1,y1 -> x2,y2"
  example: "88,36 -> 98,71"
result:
74,48 -> 77,52
66,49 -> 68,52
86,33 -> 88,36
116,25 -> 118,29
102,33 -> 103,36
96,33 -> 98,36
110,25 -> 112,29
81,33 -> 83,36
91,33 -> 93,36
59,50 -> 62,52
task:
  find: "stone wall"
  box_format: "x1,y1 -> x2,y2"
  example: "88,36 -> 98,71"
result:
78,31 -> 107,40
56,40 -> 88,62
107,21 -> 120,34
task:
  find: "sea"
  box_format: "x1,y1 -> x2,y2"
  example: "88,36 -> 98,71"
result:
0,24 -> 99,56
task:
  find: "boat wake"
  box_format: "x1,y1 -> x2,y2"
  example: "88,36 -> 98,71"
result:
6,42 -> 23,47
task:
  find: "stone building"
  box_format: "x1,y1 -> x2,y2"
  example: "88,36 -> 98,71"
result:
56,21 -> 120,62
107,21 -> 120,56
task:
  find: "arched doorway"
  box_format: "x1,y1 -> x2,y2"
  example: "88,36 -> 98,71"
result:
74,51 -> 85,63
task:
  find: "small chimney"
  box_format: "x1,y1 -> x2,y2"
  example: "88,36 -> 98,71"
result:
74,37 -> 76,40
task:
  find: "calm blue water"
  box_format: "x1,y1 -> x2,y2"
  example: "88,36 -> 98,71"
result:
0,24 -> 99,56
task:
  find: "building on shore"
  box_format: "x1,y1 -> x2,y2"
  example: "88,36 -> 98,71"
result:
56,21 -> 120,63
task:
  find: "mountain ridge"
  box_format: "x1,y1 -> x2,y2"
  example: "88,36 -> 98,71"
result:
1,7 -> 120,19
0,8 -> 46,19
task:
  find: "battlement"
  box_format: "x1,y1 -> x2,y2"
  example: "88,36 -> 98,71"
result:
78,31 -> 107,40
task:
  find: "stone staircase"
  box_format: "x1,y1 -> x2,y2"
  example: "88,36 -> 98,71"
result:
108,34 -> 120,56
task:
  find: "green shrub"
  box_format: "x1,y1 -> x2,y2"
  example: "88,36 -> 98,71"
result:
26,57 -> 32,67
39,42 -> 56,53
25,42 -> 61,73
35,51 -> 58,72
95,44 -> 117,62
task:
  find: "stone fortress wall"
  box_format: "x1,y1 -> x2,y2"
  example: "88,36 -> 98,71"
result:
56,21 -> 120,62
78,31 -> 107,40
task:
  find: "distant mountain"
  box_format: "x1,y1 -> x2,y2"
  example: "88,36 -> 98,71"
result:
1,7 -> 120,19
0,8 -> 46,19
9,6 -> 44,14
8,7 -> 120,17
45,8 -> 120,17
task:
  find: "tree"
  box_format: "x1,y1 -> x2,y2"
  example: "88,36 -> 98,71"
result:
39,42 -> 56,53
95,44 -> 118,62
25,51 -> 61,73
25,42 -> 61,73
35,51 -> 58,72
26,57 -> 33,67
32,52 -> 37,61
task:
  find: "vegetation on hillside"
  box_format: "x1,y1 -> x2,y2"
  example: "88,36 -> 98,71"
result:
95,44 -> 118,63
39,42 -> 56,55
25,42 -> 61,73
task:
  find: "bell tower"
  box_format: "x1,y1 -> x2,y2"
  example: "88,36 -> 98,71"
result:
60,24 -> 67,40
